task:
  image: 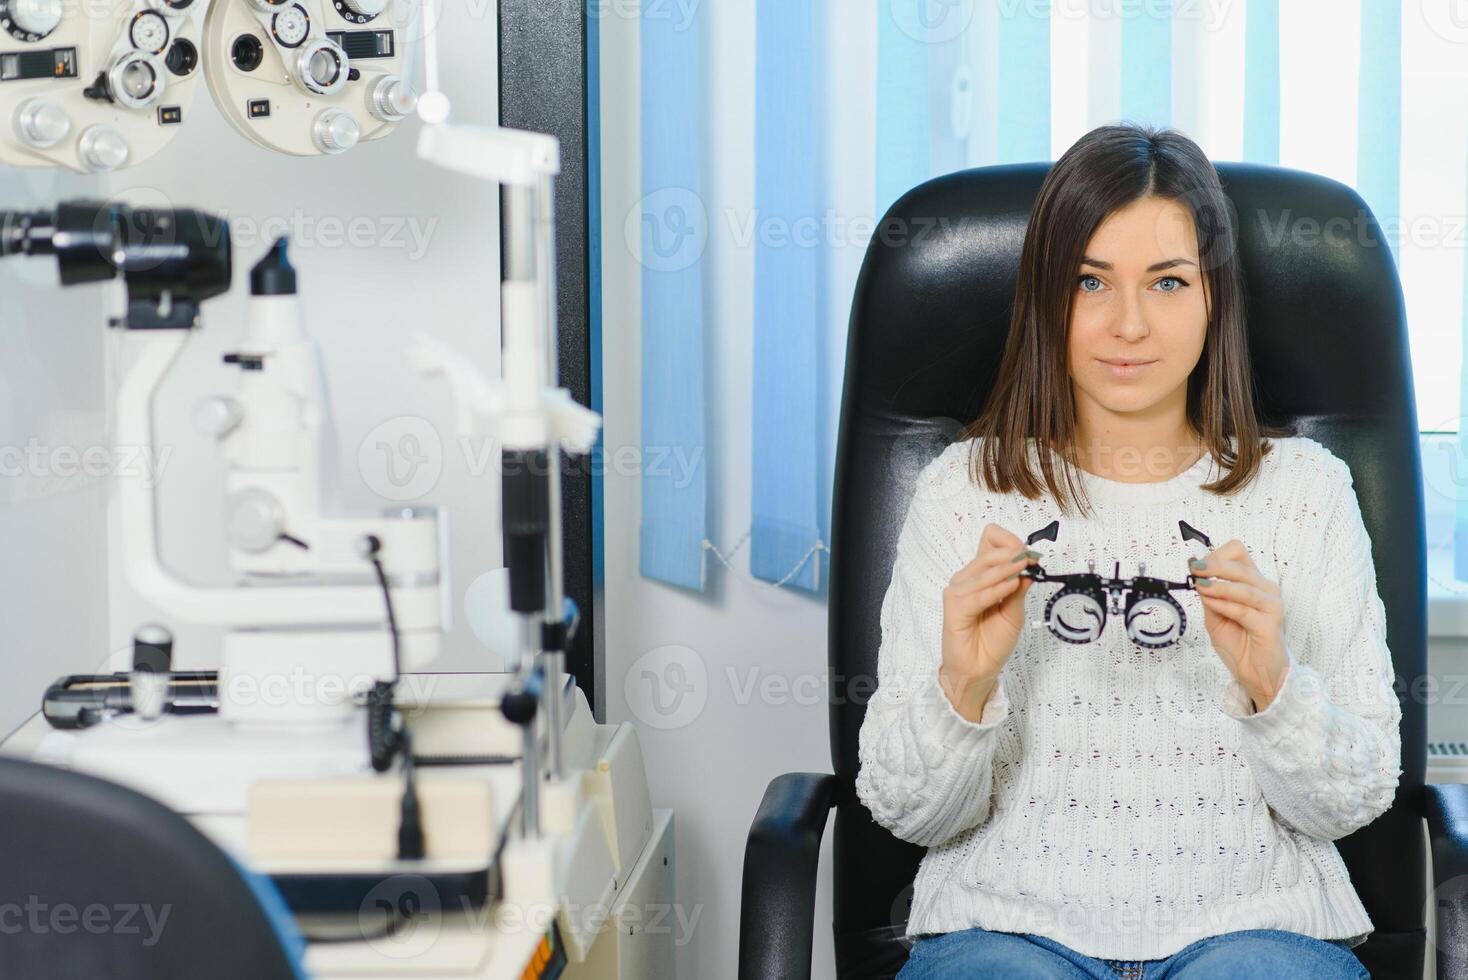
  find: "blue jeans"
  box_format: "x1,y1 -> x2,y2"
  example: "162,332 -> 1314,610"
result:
896,927 -> 1369,979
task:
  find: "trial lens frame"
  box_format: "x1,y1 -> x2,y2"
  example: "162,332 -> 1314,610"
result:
1016,519 -> 1214,649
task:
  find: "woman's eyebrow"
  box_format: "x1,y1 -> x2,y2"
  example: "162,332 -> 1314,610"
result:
1080,256 -> 1199,272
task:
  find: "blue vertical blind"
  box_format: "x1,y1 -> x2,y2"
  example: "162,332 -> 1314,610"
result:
750,0 -> 827,592
876,3 -> 932,218
638,4 -> 709,591
875,1 -> 1053,209
995,1 -> 1051,164
1119,0 -> 1170,126
1242,0 -> 1280,164
1356,0 -> 1401,267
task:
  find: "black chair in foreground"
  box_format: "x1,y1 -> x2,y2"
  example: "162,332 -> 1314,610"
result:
0,755 -> 305,979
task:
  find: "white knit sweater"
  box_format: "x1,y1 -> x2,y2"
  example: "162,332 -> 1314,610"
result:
855,435 -> 1403,960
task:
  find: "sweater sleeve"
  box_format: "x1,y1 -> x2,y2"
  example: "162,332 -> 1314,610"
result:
1221,455 -> 1403,842
854,457 -> 1012,848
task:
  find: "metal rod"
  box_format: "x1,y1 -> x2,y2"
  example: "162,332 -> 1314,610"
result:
536,172 -> 567,781
520,718 -> 539,837
518,619 -> 539,838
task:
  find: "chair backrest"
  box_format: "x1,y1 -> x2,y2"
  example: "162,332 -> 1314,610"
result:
0,755 -> 304,979
829,162 -> 1427,980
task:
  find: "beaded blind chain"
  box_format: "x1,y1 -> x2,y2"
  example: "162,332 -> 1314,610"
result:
699,529 -> 830,592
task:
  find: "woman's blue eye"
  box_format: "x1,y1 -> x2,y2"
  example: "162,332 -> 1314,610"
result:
1077,274 -> 1189,293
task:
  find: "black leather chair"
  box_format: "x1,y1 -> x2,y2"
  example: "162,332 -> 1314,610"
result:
738,161 -> 1468,980
0,755 -> 305,979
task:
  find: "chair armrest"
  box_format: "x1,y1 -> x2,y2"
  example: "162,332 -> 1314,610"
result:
738,772 -> 838,980
1425,783 -> 1468,979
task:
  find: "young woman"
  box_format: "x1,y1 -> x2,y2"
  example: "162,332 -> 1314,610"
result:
856,123 -> 1400,980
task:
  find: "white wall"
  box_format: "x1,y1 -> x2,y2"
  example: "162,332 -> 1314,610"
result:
0,170 -> 113,735
1418,435 -> 1468,745
99,2 -> 508,674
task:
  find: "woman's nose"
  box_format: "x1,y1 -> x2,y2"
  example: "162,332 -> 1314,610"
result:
1112,289 -> 1150,340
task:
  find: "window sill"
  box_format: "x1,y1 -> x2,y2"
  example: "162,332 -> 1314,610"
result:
1429,549 -> 1468,639
1430,597 -> 1468,639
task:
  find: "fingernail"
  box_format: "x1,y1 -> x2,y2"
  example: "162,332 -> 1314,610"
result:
1195,576 -> 1216,587
1012,549 -> 1029,562
1189,558 -> 1207,571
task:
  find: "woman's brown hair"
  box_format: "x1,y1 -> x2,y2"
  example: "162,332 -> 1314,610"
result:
959,121 -> 1289,518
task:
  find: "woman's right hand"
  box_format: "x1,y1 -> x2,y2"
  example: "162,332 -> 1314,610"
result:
938,522 -> 1039,721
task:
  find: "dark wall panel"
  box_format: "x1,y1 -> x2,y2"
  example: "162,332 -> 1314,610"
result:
499,0 -> 604,719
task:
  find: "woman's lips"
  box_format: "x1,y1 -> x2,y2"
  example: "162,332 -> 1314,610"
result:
1098,358 -> 1155,380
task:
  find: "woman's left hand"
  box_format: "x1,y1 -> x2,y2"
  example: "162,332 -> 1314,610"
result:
1190,539 -> 1291,712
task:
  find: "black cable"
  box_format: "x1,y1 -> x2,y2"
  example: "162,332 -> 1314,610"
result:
364,535 -> 404,772
366,684 -> 398,773
412,754 -> 518,767
360,534 -> 422,861
367,549 -> 402,683
396,729 -> 425,860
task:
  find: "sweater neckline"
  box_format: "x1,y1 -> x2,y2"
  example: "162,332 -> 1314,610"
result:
1039,440 -> 1220,506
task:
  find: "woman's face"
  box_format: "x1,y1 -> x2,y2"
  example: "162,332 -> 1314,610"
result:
1066,194 -> 1211,439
